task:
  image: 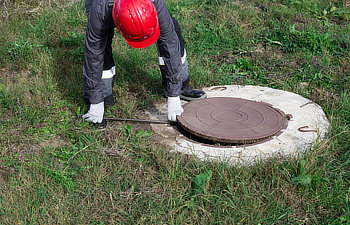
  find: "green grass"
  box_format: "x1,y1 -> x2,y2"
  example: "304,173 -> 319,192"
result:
0,0 -> 349,224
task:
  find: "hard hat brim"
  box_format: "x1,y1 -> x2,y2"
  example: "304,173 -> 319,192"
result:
125,27 -> 160,49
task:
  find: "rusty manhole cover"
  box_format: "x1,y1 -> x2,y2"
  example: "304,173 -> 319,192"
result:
177,97 -> 288,144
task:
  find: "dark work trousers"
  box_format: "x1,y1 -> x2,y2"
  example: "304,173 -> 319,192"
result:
84,0 -> 116,106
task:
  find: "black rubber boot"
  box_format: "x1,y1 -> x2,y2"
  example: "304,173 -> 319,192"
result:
180,85 -> 207,101
94,119 -> 107,130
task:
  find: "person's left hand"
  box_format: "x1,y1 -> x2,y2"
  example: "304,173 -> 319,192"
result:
167,96 -> 183,121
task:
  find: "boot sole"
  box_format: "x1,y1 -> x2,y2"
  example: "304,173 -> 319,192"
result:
180,93 -> 207,102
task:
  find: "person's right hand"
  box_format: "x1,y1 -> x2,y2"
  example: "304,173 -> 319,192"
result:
167,96 -> 183,121
82,102 -> 104,123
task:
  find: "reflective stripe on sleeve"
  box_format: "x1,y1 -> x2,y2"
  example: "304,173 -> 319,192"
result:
101,66 -> 115,79
159,49 -> 187,66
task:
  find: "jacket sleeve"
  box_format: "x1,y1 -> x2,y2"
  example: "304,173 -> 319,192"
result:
153,0 -> 183,97
83,1 -> 114,104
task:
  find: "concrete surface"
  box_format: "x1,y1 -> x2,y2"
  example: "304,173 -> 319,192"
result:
144,85 -> 330,165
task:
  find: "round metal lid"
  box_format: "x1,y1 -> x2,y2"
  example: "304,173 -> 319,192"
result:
177,97 -> 288,144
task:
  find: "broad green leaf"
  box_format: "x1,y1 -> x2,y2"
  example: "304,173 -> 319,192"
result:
190,169 -> 213,197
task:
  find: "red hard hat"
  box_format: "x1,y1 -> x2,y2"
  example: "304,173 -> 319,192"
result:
112,0 -> 160,49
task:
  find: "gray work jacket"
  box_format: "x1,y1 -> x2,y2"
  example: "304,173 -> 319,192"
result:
83,0 -> 182,104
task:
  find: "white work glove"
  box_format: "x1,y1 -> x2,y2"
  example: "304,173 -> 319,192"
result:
167,96 -> 184,121
82,102 -> 104,123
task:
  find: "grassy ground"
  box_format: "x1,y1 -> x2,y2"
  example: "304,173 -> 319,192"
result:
0,0 -> 349,224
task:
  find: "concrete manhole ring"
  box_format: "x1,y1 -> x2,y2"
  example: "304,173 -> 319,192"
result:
144,85 -> 330,165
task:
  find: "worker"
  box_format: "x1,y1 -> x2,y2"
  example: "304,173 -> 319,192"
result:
82,0 -> 206,126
